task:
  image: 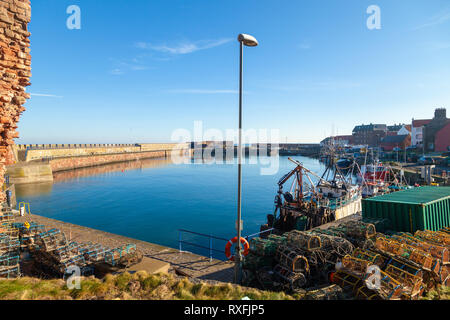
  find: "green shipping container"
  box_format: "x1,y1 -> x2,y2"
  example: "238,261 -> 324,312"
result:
362,186 -> 450,233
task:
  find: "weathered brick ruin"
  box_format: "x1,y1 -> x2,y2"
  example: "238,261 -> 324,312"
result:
0,0 -> 31,202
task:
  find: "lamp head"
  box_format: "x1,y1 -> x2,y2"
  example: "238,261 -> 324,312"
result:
238,34 -> 258,47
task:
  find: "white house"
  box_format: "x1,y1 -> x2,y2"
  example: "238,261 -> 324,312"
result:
397,125 -> 411,136
411,119 -> 431,147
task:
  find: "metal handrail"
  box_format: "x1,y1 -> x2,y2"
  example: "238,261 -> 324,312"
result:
244,228 -> 275,241
178,227 -> 275,261
178,229 -> 228,261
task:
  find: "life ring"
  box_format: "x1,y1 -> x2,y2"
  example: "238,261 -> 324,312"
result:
225,237 -> 250,261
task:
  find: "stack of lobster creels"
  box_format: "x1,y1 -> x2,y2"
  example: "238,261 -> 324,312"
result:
331,226 -> 450,300
243,219 -> 449,300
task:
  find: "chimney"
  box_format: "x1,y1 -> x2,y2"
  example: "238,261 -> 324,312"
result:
434,108 -> 446,119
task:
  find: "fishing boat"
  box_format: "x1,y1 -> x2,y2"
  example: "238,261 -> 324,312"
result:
359,162 -> 388,182
357,161 -> 411,198
357,161 -> 389,197
336,158 -> 354,169
261,157 -> 362,234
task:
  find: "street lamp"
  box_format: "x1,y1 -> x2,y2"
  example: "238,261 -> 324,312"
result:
235,33 -> 258,284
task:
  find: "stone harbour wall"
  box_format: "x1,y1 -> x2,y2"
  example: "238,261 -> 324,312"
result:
6,162 -> 53,184
15,143 -> 189,162
0,0 -> 31,201
49,150 -> 173,172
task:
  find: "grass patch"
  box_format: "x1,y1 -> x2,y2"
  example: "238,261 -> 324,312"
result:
0,273 -> 294,300
4,273 -> 443,300
421,285 -> 450,300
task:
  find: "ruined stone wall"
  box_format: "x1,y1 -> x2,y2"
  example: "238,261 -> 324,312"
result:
0,0 -> 31,201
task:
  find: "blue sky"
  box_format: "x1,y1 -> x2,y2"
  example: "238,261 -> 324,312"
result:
17,0 -> 450,144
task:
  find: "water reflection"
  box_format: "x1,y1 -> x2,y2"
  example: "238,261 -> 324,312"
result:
15,156 -> 327,252
53,157 -> 172,183
15,182 -> 53,198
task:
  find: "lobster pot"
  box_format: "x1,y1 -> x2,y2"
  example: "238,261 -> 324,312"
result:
242,253 -> 273,271
105,244 -> 141,267
312,227 -> 346,238
375,237 -> 405,256
255,267 -> 276,289
275,245 -> 309,273
341,255 -> 370,277
267,234 -> 287,247
332,270 -> 403,300
249,238 -> 278,257
305,233 -> 354,262
376,237 -> 438,274
35,229 -> 68,252
13,222 -> 46,238
0,225 -> 19,238
0,212 -> 14,223
53,242 -> 83,261
0,252 -> 20,270
331,270 -> 363,292
339,221 -> 376,240
351,248 -> 387,267
0,265 -> 20,279
273,264 -> 307,291
368,270 -> 404,300
438,265 -> 450,286
286,231 -> 321,251
414,230 -> 450,247
386,257 -> 424,280
303,284 -> 344,300
391,234 -> 449,265
58,254 -> 87,275
384,264 -> 423,298
323,236 -> 354,258
83,245 -> 111,263
362,218 -> 392,234
0,238 -> 20,256
353,285 -> 383,300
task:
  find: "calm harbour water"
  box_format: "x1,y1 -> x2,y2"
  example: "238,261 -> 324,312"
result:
16,156 -> 325,257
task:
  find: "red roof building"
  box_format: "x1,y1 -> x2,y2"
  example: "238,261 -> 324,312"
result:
412,119 -> 432,128
380,135 -> 411,151
435,122 -> 450,152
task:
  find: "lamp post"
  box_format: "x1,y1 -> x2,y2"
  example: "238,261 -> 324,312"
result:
235,33 -> 258,284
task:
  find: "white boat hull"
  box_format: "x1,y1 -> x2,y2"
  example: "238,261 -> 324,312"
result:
334,196 -> 362,220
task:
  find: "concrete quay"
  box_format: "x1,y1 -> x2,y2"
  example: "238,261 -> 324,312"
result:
15,213 -> 234,283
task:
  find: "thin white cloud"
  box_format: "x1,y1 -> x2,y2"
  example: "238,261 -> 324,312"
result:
130,65 -> 149,71
109,57 -> 151,75
298,43 -> 311,50
110,69 -> 124,76
167,89 -> 238,94
30,93 -> 63,98
413,8 -> 450,30
136,38 -> 233,55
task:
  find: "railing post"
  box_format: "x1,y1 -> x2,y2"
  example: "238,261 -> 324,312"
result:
179,231 -> 182,253
209,236 -> 213,262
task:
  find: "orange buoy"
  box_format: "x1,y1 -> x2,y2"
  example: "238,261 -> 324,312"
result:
225,236 -> 250,261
